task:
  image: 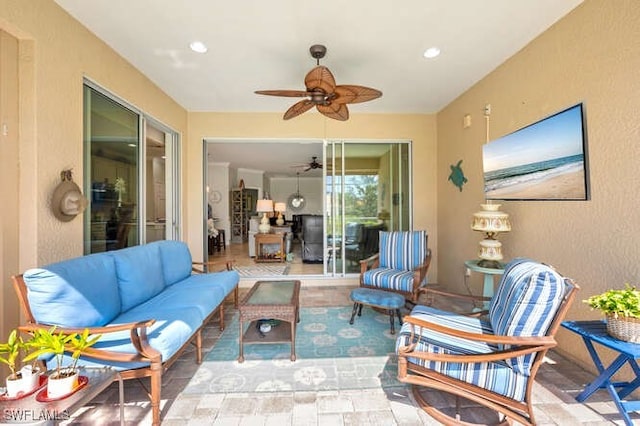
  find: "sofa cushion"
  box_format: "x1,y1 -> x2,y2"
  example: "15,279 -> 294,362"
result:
23,253 -> 121,327
45,306 -> 204,371
135,270 -> 239,320
112,243 -> 165,312
155,240 -> 193,285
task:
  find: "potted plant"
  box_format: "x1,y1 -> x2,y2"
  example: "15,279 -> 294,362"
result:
0,329 -> 42,397
584,284 -> 640,342
23,327 -> 101,398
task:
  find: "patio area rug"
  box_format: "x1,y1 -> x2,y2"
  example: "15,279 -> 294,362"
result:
233,264 -> 290,277
182,306 -> 402,394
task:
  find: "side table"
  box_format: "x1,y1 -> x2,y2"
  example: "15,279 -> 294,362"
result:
0,367 -> 123,425
464,259 -> 505,309
255,233 -> 285,263
562,320 -> 640,426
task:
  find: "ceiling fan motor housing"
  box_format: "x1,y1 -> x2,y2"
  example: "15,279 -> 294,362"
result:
309,44 -> 327,60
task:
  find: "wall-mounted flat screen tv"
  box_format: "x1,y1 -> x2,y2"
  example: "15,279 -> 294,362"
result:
482,103 -> 589,201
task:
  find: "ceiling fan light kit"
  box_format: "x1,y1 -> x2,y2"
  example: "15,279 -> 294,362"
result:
255,45 -> 382,121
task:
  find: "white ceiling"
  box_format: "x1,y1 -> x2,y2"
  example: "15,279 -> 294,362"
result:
55,0 -> 583,116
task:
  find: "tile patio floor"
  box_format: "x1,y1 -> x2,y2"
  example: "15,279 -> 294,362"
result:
62,285 -> 636,425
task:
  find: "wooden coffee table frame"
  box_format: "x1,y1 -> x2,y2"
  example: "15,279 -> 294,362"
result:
238,280 -> 301,363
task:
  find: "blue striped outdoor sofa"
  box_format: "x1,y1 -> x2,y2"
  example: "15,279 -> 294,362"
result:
395,258 -> 579,426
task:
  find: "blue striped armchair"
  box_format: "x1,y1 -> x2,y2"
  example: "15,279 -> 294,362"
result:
395,258 -> 579,426
359,230 -> 431,303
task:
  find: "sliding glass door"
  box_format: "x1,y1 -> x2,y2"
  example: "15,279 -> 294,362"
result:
83,83 -> 180,254
325,140 -> 411,275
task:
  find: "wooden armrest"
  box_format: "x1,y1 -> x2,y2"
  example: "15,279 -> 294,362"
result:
19,319 -> 161,362
19,320 -> 156,335
192,259 -> 235,273
419,287 -> 492,303
401,315 -> 556,346
359,254 -> 380,273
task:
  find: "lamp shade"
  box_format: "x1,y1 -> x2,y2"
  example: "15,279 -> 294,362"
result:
471,204 -> 511,233
471,203 -> 511,267
256,199 -> 273,213
274,202 -> 286,212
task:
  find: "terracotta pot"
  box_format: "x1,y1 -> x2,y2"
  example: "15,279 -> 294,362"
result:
46,370 -> 78,398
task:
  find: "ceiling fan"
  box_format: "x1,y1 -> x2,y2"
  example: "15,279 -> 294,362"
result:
292,156 -> 323,172
255,45 -> 382,121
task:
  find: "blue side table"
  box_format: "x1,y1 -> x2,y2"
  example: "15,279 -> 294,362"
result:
562,320 -> 640,426
464,259 -> 505,309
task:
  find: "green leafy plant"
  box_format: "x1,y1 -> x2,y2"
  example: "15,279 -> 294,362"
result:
584,284 -> 640,319
0,330 -> 24,379
23,327 -> 101,379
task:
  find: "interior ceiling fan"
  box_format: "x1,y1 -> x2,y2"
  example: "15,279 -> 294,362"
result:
255,44 -> 382,121
292,156 -> 323,172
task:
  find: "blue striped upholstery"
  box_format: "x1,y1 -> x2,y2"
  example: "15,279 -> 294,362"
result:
379,231 -> 427,270
396,305 -> 529,401
489,258 -> 567,375
362,268 -> 416,293
396,258 -> 568,402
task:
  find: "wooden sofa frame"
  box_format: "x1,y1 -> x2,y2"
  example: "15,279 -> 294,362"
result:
11,260 -> 237,426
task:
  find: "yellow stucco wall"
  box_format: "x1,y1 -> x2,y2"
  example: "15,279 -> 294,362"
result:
437,0 -> 640,370
186,112 -> 438,278
0,0 -> 188,271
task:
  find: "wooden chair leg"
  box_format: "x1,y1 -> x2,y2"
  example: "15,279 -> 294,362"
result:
195,330 -> 202,364
150,361 -> 162,426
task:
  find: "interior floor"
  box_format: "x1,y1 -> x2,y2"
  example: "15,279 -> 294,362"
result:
209,238 -> 324,275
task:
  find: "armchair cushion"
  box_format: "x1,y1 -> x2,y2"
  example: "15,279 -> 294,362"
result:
396,305 -> 528,401
488,258 -> 566,375
379,230 -> 428,271
361,268 -> 416,293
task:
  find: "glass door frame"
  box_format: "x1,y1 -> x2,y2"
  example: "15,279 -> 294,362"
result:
83,79 -> 181,254
324,139 -> 413,277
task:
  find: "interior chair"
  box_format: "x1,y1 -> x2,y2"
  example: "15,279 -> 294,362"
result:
345,223 -> 384,265
359,230 -> 431,303
300,214 -> 324,263
395,258 -> 579,426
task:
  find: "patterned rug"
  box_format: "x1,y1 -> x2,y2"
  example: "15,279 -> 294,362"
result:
233,264 -> 289,277
182,306 -> 402,394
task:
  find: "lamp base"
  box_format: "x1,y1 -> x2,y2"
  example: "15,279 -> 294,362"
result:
477,259 -> 503,269
276,215 -> 284,226
259,213 -> 271,234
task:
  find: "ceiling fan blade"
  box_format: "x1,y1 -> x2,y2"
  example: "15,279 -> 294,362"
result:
304,66 -> 336,94
333,85 -> 382,104
317,103 -> 349,121
283,100 -> 315,120
255,90 -> 310,97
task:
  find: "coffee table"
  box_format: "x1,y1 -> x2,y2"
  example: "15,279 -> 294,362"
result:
238,280 -> 301,363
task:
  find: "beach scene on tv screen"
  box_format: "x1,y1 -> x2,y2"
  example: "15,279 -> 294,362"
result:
483,105 -> 587,200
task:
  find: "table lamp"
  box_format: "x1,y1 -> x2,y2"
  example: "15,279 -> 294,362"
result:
274,202 -> 286,226
471,203 -> 511,268
256,199 -> 274,234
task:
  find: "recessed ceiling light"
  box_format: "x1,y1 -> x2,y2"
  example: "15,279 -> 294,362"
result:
423,47 -> 441,59
189,41 -> 208,54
